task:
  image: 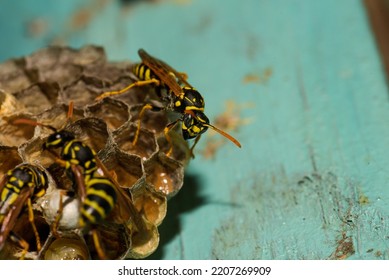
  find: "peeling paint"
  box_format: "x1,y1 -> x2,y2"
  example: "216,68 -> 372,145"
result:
212,171 -> 389,259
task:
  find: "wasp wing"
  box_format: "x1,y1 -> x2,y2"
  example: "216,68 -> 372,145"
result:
138,49 -> 193,96
0,174 -> 7,197
0,187 -> 33,249
70,164 -> 87,202
94,157 -> 145,231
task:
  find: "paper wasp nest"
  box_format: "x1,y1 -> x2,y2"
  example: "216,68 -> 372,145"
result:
0,45 -> 191,259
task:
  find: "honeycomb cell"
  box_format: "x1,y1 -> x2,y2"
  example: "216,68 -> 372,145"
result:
113,121 -> 158,160
85,98 -> 130,131
35,103 -> 81,130
84,223 -> 131,260
39,64 -> 83,88
65,45 -> 106,67
0,114 -> 37,147
126,217 -> 159,259
157,129 -> 192,164
40,233 -> 90,260
61,79 -> 99,107
0,146 -> 23,178
83,61 -> 131,85
24,45 -> 105,70
131,184 -> 167,226
129,104 -> 168,135
99,147 -> 144,189
144,152 -> 185,198
0,60 -> 31,93
66,117 -> 110,153
0,91 -> 23,116
19,136 -> 58,169
13,83 -> 58,114
24,46 -> 64,70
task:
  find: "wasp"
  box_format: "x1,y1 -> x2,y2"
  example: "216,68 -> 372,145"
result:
96,49 -> 241,156
61,163 -> 118,259
0,164 -> 48,259
43,125 -> 98,182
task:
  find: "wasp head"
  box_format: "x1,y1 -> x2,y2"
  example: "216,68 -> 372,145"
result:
182,110 -> 242,148
44,130 -> 75,149
182,111 -> 209,140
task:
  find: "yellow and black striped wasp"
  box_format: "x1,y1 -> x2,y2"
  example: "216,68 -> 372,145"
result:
96,49 -> 241,156
14,103 -> 143,259
0,164 -> 48,259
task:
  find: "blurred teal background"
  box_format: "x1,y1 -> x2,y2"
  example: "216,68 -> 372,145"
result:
1,0 -> 389,259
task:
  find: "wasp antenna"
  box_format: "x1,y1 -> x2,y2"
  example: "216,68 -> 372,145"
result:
67,101 -> 74,121
204,123 -> 242,148
12,118 -> 57,132
12,118 -> 39,126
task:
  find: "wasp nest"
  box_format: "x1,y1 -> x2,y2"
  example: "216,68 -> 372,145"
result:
0,45 -> 191,259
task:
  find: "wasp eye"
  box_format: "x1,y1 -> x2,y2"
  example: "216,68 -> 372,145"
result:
193,111 -> 209,124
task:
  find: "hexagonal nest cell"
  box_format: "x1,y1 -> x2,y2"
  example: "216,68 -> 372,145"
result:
0,45 -> 191,259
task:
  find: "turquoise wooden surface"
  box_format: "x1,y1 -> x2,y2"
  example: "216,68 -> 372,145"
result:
1,0 -> 389,259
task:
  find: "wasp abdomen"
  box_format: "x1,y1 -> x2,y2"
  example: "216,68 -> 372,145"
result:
1,165 -> 47,214
134,63 -> 159,82
79,176 -> 117,227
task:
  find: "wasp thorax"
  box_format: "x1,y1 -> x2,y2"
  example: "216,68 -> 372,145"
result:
173,87 -> 205,113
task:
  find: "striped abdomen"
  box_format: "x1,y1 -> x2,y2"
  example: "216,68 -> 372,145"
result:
79,176 -> 117,227
0,165 -> 47,222
133,63 -> 159,82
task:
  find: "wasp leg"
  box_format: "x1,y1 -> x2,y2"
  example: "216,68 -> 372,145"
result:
55,158 -> 67,167
164,120 -> 180,157
45,148 -> 67,167
51,190 -> 74,238
132,103 -> 156,146
110,170 -> 118,182
9,232 -> 29,260
51,191 -> 64,239
178,72 -> 188,80
27,198 -> 41,252
95,79 -> 161,101
189,134 -> 202,159
91,228 -> 107,260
